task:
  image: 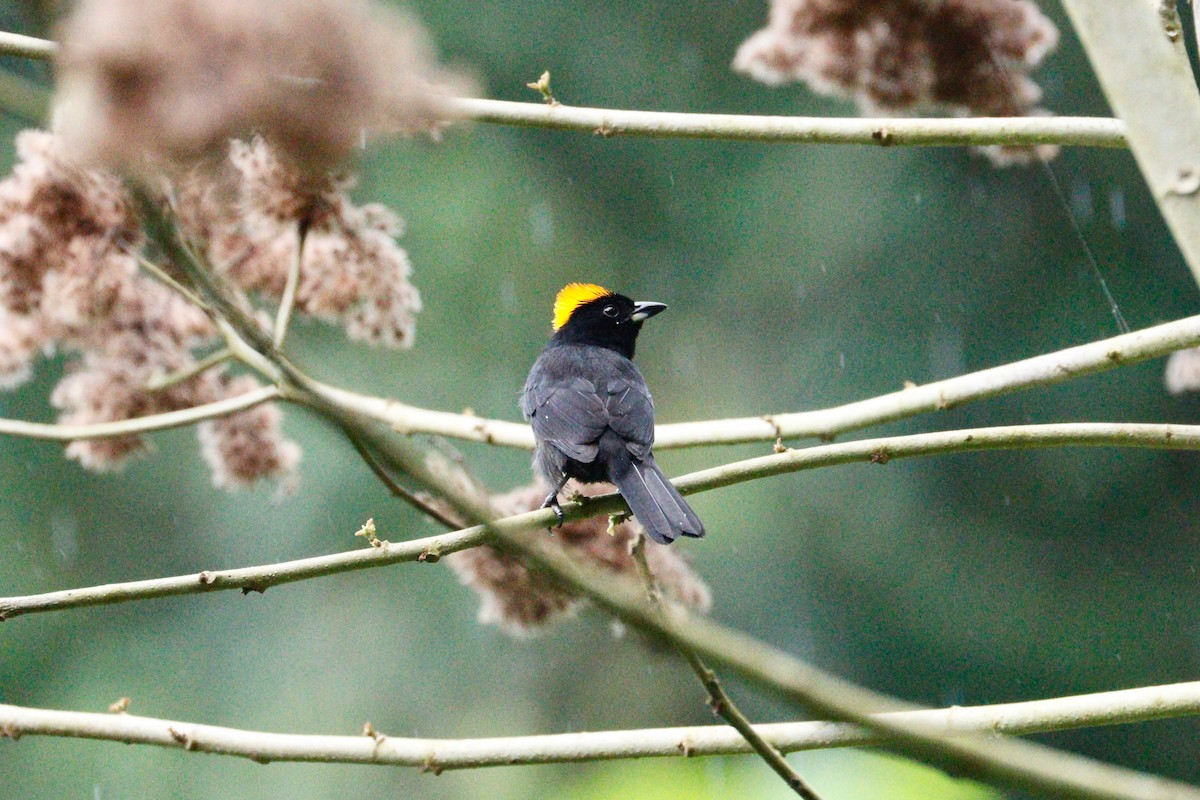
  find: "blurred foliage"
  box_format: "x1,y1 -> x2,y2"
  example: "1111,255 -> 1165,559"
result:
2,1 -> 1200,799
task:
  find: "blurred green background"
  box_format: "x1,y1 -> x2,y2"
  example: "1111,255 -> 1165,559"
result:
3,1 -> 1200,798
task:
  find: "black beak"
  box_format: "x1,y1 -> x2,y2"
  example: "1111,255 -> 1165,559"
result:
631,301 -> 667,322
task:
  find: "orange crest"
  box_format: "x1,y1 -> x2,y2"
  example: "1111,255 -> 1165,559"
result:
552,283 -> 613,330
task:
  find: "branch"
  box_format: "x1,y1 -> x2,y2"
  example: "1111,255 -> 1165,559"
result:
5,420 -> 1200,620
4,680 -> 1200,769
0,386 -> 280,442
1060,1 -> 1200,287
145,348 -> 234,393
0,30 -> 57,60
272,220 -> 307,348
0,24 -> 1131,149
0,28 -> 1129,149
0,521 -> 486,620
304,313 -> 1200,450
451,98 -> 1126,148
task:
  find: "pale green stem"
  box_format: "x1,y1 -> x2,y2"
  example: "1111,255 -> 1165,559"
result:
451,97 -> 1127,147
272,222 -> 307,348
0,31 -> 57,60
0,28 -> 1130,148
145,349 -> 234,392
0,386 -> 280,443
299,312 -> 1200,450
2,681 -> 1200,769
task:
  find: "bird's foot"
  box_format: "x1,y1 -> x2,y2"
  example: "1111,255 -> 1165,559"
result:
540,492 -> 565,528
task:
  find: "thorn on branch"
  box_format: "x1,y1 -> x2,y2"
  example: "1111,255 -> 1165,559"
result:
869,448 -> 890,464
241,583 -> 267,595
108,697 -> 131,714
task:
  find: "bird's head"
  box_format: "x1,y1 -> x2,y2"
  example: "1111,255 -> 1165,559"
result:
549,283 -> 667,358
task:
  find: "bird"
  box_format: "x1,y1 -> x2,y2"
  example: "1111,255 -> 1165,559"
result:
521,282 -> 705,545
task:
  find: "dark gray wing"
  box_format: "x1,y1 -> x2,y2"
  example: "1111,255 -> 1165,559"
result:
523,346 -> 656,464
523,373 -> 610,463
604,371 -> 654,459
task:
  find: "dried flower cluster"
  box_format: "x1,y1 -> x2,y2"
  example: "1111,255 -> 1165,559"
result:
446,481 -> 712,635
0,130 -> 421,484
733,0 -> 1060,164
178,138 -> 421,347
0,0 -> 453,487
0,129 -> 303,485
55,0 -> 466,171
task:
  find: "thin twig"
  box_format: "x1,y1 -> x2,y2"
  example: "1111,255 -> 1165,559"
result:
273,219 -> 308,348
0,24 -> 1132,149
131,250 -> 212,314
131,185 -> 279,359
298,312 -> 1200,450
631,535 -> 824,800
145,348 -> 234,392
0,386 -> 280,443
451,98 -> 1127,148
0,519 -> 486,620
0,30 -> 58,60
6,420 -> 1200,617
4,681 -> 1200,768
341,426 -> 466,530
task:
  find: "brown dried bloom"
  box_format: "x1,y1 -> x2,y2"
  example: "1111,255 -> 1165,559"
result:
0,128 -> 299,486
1165,347 -> 1200,395
0,313 -> 43,389
446,480 -> 712,635
50,337 -> 209,469
178,138 -> 421,348
55,0 -> 466,171
199,375 -> 301,489
0,128 -> 137,383
733,0 -> 1060,164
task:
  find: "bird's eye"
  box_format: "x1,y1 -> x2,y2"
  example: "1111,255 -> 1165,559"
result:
602,305 -> 619,318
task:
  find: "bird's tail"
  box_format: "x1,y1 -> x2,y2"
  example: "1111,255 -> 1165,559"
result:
609,449 -> 705,545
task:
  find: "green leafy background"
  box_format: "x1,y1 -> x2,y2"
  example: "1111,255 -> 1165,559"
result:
1,1 -> 1198,798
